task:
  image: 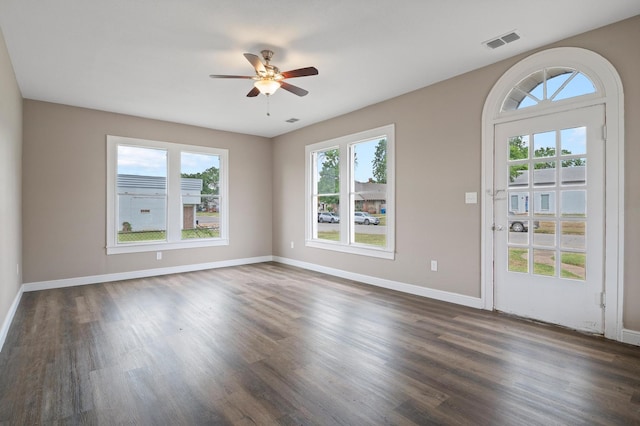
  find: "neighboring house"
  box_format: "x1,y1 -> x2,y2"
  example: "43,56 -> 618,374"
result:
354,181 -> 386,214
509,166 -> 585,215
117,174 -> 203,232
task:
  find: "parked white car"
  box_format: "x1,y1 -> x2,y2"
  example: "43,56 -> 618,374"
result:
354,212 -> 380,225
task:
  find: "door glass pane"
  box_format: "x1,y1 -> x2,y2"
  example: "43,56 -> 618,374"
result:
533,162 -> 556,186
561,127 -> 586,156
561,158 -> 586,185
533,131 -> 556,158
561,190 -> 586,217
509,135 -> 529,160
509,248 -> 529,273
534,191 -> 555,215
561,221 -> 586,250
560,252 -> 586,280
508,191 -> 529,215
181,153 -> 221,240
534,221 -> 555,247
509,164 -> 528,187
533,249 -> 555,276
117,145 -> 168,243
509,220 -> 529,244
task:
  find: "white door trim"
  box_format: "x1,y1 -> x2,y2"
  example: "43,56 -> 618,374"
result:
481,47 -> 624,341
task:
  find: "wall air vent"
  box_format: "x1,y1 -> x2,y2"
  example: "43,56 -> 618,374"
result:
483,31 -> 520,49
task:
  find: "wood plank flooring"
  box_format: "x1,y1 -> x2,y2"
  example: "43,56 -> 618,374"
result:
1,262 -> 639,425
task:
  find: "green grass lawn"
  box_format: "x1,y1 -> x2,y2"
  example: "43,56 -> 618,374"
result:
317,231 -> 386,247
508,247 -> 585,279
118,228 -> 219,242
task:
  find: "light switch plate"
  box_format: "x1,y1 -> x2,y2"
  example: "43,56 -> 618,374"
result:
465,192 -> 478,204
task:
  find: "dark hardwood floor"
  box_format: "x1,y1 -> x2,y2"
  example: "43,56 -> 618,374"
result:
1,262 -> 639,425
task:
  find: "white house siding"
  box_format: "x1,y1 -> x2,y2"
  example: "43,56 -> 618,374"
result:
117,175 -> 202,232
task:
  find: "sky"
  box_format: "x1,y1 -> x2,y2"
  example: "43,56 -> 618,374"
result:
117,146 -> 219,176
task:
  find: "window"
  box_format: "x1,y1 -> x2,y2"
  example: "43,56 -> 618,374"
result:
502,67 -> 596,112
306,124 -> 395,259
107,135 -> 228,254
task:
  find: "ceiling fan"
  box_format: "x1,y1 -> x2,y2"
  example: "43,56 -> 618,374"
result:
209,50 -> 318,98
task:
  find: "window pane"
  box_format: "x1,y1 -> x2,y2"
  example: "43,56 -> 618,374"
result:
561,221 -> 586,250
561,158 -> 586,185
533,131 -> 556,158
561,190 -> 586,217
317,196 -> 340,242
509,164 -> 528,187
181,153 -> 221,240
554,72 -> 595,101
561,127 -> 586,156
509,248 -> 528,273
509,135 -> 529,161
352,138 -> 387,247
533,162 -> 556,186
117,146 -> 167,243
533,249 -> 555,276
561,252 -> 586,280
316,149 -> 340,195
534,191 -> 555,215
534,221 -> 555,247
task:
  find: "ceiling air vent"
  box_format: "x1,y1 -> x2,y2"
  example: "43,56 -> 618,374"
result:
285,118 -> 300,123
484,31 -> 520,49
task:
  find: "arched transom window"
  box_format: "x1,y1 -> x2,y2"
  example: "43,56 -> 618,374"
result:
502,67 -> 596,112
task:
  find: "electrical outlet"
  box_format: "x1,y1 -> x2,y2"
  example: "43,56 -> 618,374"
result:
430,260 -> 438,271
291,241 -> 294,249
156,252 -> 162,260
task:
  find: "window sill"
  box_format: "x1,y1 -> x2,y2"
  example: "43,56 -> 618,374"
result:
305,239 -> 395,260
106,239 -> 229,255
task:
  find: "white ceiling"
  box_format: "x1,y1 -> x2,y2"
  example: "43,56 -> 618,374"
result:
1,1 -> 639,138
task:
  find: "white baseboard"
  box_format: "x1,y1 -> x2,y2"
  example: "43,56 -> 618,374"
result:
8,255 -> 637,349
621,329 -> 640,347
0,286 -> 24,353
273,256 -> 484,309
21,256 -> 274,292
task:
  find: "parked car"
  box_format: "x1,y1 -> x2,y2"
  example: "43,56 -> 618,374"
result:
318,212 -> 340,223
509,214 -> 540,232
354,212 -> 380,225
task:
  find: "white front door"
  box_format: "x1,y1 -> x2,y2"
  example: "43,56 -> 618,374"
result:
494,104 -> 605,333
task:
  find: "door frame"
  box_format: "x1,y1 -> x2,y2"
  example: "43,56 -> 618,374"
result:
481,47 -> 624,340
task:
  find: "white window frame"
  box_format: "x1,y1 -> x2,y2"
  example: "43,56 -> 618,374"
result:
106,135 -> 229,254
305,124 -> 395,259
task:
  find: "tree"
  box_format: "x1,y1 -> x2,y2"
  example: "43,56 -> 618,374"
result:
372,138 -> 387,184
509,136 -> 528,182
182,165 -> 219,211
317,149 -> 340,207
182,166 -> 219,195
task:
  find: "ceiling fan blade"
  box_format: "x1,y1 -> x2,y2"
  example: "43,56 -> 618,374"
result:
244,53 -> 266,75
209,74 -> 254,79
246,87 -> 260,97
281,67 -> 319,79
280,81 -> 309,97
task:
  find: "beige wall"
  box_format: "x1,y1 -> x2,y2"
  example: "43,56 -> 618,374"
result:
0,28 -> 23,328
22,101 -> 273,283
272,16 -> 640,330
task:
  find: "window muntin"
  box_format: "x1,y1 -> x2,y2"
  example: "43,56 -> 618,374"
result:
107,136 -> 228,254
306,124 -> 395,259
502,67 -> 596,112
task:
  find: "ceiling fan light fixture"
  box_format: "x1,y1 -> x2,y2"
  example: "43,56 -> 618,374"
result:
254,79 -> 281,96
